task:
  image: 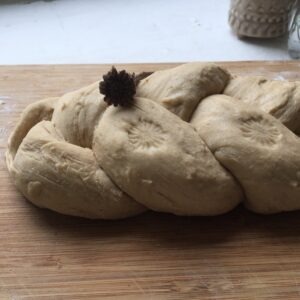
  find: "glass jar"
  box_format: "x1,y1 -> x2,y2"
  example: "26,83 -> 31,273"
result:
288,0 -> 300,58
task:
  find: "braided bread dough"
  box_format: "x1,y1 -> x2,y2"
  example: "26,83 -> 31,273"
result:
224,76 -> 300,135
6,63 -> 300,219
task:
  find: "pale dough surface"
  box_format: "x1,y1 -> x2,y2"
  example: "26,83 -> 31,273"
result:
136,62 -> 230,121
224,76 -> 300,135
191,94 -> 300,214
6,85 -> 145,219
6,63 -> 300,218
12,120 -> 145,219
93,97 -> 242,216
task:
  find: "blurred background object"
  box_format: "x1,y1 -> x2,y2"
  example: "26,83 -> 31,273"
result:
0,0 -> 295,64
288,0 -> 300,58
229,0 -> 294,38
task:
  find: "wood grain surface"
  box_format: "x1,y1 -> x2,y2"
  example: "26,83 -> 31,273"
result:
1,61 -> 300,300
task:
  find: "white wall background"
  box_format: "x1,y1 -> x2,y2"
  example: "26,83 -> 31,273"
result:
0,0 -> 291,64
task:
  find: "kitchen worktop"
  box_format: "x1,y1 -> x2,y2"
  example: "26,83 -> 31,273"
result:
1,61 -> 300,299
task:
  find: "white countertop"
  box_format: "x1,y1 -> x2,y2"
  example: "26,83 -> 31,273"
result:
0,0 -> 292,65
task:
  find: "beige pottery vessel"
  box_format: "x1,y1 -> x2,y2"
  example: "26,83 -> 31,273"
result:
229,0 -> 294,38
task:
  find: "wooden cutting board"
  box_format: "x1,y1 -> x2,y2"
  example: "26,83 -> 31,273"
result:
1,61 -> 300,300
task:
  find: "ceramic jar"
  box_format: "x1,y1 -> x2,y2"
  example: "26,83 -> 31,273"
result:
229,0 -> 294,38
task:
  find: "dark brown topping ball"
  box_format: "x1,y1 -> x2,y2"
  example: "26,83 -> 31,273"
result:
99,67 -> 136,107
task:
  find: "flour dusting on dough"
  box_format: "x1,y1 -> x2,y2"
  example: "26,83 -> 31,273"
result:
272,71 -> 300,81
0,127 -> 9,142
